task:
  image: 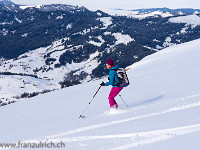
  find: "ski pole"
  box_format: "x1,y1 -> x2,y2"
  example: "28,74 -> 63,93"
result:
119,94 -> 128,107
79,85 -> 102,118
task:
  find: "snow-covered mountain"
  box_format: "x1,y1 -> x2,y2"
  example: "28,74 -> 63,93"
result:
0,0 -> 20,11
0,39 -> 200,150
10,0 -> 200,11
0,2 -> 200,105
104,7 -> 200,19
0,0 -> 14,5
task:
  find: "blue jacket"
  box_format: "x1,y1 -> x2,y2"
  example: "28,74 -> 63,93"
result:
105,65 -> 120,87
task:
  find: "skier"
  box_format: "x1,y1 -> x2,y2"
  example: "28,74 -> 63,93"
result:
100,58 -> 123,109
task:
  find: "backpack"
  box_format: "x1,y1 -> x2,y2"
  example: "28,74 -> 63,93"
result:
116,68 -> 130,87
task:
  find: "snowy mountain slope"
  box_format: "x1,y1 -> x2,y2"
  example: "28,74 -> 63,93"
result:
116,8 -> 200,19
1,39 -> 200,149
169,14 -> 200,28
0,75 -> 58,105
1,4 -> 200,106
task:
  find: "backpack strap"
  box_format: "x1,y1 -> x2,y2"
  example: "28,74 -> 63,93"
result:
112,68 -> 121,86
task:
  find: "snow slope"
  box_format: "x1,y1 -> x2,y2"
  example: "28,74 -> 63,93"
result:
1,39 -> 200,149
169,14 -> 200,28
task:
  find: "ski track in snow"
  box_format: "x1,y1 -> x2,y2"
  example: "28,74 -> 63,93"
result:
44,93 -> 200,139
3,124 -> 200,150
2,94 -> 200,150
51,124 -> 200,148
91,93 -> 200,118
45,102 -> 200,139
108,124 -> 200,150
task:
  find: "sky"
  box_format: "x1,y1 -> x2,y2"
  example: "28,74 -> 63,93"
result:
11,0 -> 200,11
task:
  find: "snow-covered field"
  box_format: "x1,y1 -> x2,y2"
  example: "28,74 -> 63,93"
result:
169,14 -> 200,28
1,39 -> 200,150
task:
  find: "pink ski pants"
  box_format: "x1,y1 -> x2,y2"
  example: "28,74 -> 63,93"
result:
108,87 -> 123,108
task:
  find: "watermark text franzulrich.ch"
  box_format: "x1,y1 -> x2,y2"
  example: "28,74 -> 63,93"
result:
0,141 -> 65,149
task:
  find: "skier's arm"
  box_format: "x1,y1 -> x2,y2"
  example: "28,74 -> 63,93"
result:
105,71 -> 115,86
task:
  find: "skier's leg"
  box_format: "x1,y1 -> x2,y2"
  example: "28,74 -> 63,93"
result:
108,87 -> 123,108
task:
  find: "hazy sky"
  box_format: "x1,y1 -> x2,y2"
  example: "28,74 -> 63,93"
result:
11,0 -> 200,10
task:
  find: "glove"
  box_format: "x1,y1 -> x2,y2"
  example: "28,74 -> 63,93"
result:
100,82 -> 105,86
